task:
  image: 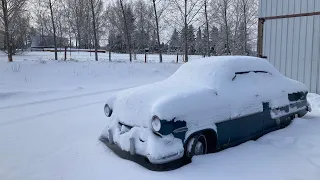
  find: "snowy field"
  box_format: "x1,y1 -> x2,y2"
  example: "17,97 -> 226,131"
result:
0,51 -> 201,63
1,52 -> 320,180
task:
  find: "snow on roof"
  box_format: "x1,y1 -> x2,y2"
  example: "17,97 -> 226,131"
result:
168,56 -> 281,87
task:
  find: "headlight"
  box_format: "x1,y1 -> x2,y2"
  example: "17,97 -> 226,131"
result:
151,116 -> 161,132
104,104 -> 112,117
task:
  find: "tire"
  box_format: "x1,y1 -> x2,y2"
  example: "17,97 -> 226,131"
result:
185,133 -> 208,159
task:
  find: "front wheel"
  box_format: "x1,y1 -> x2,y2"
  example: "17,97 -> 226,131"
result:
185,133 -> 208,159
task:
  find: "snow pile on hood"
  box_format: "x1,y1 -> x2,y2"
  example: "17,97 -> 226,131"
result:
107,80 -> 217,127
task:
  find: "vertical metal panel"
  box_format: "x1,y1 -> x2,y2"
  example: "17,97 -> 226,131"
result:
316,0 -> 320,12
280,18 -> 288,74
285,18 -> 294,78
282,0 -> 289,16
292,17 -> 300,80
258,0 -> 264,17
307,0 -> 315,13
275,19 -> 282,70
298,16 -> 307,83
301,0 -> 309,14
263,20 -> 267,56
277,0 -> 283,16
294,0 -> 302,14
271,0 -> 278,17
266,0 -> 273,17
305,16 -> 314,92
264,20 -> 272,62
270,20 -> 277,66
311,58 -> 318,93
289,0 -> 295,15
314,16 -> 320,93
259,0 -> 267,17
260,0 -> 319,17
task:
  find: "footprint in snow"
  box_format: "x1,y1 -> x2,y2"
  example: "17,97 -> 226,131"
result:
258,136 -> 297,148
295,139 -> 316,150
308,155 -> 320,168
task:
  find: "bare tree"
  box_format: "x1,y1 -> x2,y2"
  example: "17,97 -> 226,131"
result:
170,0 -> 203,62
119,0 -> 132,62
90,0 -> 98,61
204,0 -> 210,57
222,0 -> 231,54
48,0 -> 58,60
1,0 -> 12,61
210,0 -> 232,55
153,0 -> 162,63
183,0 -> 188,62
1,0 -> 28,61
239,0 -> 258,55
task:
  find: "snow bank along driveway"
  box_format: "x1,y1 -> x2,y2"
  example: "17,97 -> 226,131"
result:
1,59 -> 320,180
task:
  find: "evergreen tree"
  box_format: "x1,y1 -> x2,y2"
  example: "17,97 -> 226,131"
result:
196,27 -> 203,55
187,25 -> 195,54
169,28 -> 180,53
210,25 -> 219,55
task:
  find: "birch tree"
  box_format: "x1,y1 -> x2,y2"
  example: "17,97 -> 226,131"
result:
1,0 -> 28,61
119,0 -> 132,62
90,0 -> 98,61
169,0 -> 203,62
204,0 -> 210,56
152,0 -> 162,63
211,0 -> 232,55
48,0 -> 57,60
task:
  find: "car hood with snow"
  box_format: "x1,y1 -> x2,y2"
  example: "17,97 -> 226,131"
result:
106,80 -> 218,128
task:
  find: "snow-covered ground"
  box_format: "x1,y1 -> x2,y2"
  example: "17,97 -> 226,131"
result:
1,52 -> 320,180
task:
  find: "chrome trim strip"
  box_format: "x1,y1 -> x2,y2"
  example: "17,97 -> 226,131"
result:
173,127 -> 188,133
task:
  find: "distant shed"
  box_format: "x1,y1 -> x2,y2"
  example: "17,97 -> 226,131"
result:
258,0 -> 320,93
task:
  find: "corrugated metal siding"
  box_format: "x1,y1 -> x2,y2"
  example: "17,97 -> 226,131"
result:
314,15 -> 320,93
260,0 -> 320,93
259,0 -> 320,17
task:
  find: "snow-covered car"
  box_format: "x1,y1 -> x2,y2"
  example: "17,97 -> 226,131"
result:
99,56 -> 311,171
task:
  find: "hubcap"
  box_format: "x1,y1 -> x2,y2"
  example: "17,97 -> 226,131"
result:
194,142 -> 204,155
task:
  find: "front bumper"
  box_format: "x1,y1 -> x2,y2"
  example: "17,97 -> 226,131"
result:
99,136 -> 190,171
99,120 -> 188,171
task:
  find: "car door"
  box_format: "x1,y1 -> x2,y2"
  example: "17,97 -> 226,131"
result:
228,101 -> 265,145
227,71 -> 266,145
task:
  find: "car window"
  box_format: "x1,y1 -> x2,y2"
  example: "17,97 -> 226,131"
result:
232,71 -> 271,81
288,91 -> 307,101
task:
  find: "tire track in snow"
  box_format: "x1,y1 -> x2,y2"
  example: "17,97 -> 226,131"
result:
0,86 -> 133,110
0,100 -> 105,127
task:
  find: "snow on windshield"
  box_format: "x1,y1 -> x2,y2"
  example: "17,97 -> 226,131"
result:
168,56 -> 280,87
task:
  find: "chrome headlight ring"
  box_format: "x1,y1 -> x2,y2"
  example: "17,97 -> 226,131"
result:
151,115 -> 161,132
104,104 -> 113,117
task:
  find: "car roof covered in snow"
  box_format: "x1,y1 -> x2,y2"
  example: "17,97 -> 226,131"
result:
168,56 -> 281,87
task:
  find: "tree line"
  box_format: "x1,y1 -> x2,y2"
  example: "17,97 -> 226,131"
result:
0,0 -> 258,62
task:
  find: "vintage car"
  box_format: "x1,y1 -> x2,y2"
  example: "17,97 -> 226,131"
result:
99,56 -> 311,171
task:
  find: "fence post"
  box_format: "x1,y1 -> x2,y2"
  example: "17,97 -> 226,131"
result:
176,53 -> 179,63
145,53 -> 147,63
64,46 -> 67,61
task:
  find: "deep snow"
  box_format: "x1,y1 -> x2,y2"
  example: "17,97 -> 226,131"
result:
1,52 -> 320,180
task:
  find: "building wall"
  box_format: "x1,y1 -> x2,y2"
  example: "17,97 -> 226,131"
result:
259,0 -> 320,17
259,0 -> 320,93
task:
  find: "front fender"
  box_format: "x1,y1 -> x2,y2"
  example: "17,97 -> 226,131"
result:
184,125 -> 217,143
158,119 -> 188,141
